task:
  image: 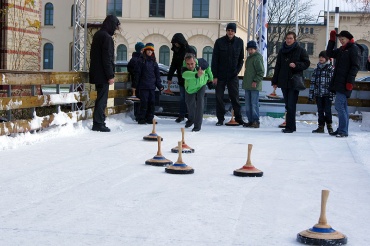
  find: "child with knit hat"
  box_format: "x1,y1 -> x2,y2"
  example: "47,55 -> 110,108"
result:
309,51 -> 335,134
134,43 -> 164,124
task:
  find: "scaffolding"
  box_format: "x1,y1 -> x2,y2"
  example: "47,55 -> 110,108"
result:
72,0 -> 87,111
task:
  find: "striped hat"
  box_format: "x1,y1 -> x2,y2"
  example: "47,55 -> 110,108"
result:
144,43 -> 155,51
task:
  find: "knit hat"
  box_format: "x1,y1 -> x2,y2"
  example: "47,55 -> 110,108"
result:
336,30 -> 353,40
246,40 -> 257,49
226,23 -> 236,33
143,43 -> 154,51
135,42 -> 145,52
318,50 -> 329,61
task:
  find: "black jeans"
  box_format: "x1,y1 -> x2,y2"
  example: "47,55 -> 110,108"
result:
281,88 -> 299,131
137,89 -> 155,122
215,77 -> 242,121
93,83 -> 109,126
316,96 -> 333,126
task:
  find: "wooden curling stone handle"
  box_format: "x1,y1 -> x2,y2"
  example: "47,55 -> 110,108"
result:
318,190 -> 329,226
157,136 -> 162,156
245,144 -> 253,167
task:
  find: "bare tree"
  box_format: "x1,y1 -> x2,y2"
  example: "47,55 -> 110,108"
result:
267,0 -> 316,76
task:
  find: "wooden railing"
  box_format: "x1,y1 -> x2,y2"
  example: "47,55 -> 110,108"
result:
0,70 -> 130,136
1,70 -> 369,136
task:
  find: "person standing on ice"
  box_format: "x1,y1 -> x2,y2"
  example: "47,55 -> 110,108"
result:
211,23 -> 245,126
242,40 -> 265,129
135,43 -> 164,125
271,31 -> 310,133
309,51 -> 335,134
181,53 -> 213,132
90,15 -> 121,132
326,30 -> 362,138
167,33 -> 196,124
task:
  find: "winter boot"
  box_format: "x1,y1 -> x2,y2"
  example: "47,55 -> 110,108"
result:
312,125 -> 325,133
327,124 -> 334,134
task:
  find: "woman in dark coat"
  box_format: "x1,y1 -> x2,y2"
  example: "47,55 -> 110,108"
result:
326,30 -> 361,137
89,15 -> 120,132
272,31 -> 310,133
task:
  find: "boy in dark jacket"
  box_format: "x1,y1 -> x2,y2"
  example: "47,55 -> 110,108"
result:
135,43 -> 164,124
90,15 -> 120,132
127,42 -> 144,120
309,51 -> 335,134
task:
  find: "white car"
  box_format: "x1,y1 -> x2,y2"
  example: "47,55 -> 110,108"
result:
356,76 -> 370,82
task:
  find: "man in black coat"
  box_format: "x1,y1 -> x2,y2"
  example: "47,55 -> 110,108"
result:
167,33 -> 196,123
211,23 -> 245,126
89,15 -> 120,132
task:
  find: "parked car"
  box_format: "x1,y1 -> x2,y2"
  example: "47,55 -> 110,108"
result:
356,76 -> 370,82
115,60 -> 171,75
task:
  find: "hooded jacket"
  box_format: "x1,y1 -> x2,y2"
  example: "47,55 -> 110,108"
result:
89,15 -> 120,84
182,58 -> 213,94
271,42 -> 310,89
135,54 -> 163,91
326,40 -> 361,98
167,33 -> 195,86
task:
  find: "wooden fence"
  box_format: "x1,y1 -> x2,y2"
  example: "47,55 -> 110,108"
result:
0,70 -> 130,136
1,70 -> 370,136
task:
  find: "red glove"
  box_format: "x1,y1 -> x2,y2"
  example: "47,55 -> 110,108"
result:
330,30 -> 336,42
346,82 -> 353,91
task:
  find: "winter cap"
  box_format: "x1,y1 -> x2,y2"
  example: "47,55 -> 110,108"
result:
226,23 -> 237,33
336,30 -> 353,40
246,40 -> 257,49
135,42 -> 145,52
318,50 -> 329,61
143,43 -> 155,51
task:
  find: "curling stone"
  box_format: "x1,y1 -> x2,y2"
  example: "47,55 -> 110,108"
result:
279,112 -> 287,128
225,110 -> 240,126
163,81 -> 175,96
143,119 -> 163,141
126,88 -> 140,102
171,128 -> 195,153
145,136 -> 172,166
165,141 -> 194,174
233,144 -> 263,177
267,88 -> 281,99
297,190 -> 347,245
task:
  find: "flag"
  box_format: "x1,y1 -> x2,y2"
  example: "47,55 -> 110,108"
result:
256,0 -> 268,76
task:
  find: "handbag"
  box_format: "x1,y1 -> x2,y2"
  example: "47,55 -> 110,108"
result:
291,74 -> 306,91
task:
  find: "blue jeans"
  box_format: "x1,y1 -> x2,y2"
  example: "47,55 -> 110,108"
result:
179,86 -> 187,117
245,90 -> 260,123
334,92 -> 349,135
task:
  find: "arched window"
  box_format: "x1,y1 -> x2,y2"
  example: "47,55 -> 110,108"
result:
43,43 -> 54,69
202,46 -> 213,64
45,3 -> 54,26
159,45 -> 170,65
360,44 -> 369,71
191,46 -> 197,56
116,44 -> 127,61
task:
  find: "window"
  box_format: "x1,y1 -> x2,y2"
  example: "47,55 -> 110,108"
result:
307,43 -> 314,55
278,27 -> 281,33
193,0 -> 209,18
273,27 -> 276,33
191,46 -> 197,56
44,2 -> 54,25
305,28 -> 309,34
360,44 -> 369,71
202,46 -> 213,64
267,41 -> 273,55
71,5 -> 75,27
43,43 -> 53,69
149,0 -> 165,17
116,44 -> 127,61
159,45 -> 170,65
268,27 -> 271,33
107,0 -> 122,17
300,42 -> 306,49
310,28 -> 314,34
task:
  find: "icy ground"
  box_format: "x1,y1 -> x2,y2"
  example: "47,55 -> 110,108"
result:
1,112 -> 370,246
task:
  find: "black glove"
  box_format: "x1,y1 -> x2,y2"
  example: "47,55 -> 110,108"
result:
207,81 -> 215,90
